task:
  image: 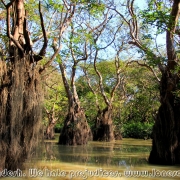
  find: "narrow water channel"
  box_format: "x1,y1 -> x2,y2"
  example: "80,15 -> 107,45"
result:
1,136 -> 180,180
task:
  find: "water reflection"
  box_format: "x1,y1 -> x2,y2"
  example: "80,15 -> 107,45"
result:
34,138 -> 151,168
2,138 -> 180,180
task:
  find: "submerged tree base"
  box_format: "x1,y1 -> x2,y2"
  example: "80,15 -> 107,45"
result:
149,103 -> 180,165
58,109 -> 91,145
93,107 -> 115,142
0,54 -> 42,170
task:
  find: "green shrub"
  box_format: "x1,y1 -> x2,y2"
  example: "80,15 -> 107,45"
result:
54,123 -> 62,133
122,122 -> 153,139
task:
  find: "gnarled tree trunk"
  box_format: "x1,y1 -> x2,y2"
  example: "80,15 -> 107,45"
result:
59,101 -> 91,145
93,106 -> 114,141
117,0 -> 180,165
58,60 -> 91,145
148,0 -> 180,165
149,71 -> 180,165
0,53 -> 42,171
0,0 -> 47,171
90,49 -> 122,142
44,105 -> 57,140
45,119 -> 56,140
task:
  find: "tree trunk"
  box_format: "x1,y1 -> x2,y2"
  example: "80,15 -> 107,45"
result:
0,0 -> 46,171
149,71 -> 180,165
0,52 -> 42,171
93,107 -> 115,141
44,106 -> 57,140
58,57 -> 92,145
148,0 -> 180,165
45,120 -> 56,140
58,101 -> 92,145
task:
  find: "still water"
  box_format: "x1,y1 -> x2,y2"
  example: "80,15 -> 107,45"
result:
2,136 -> 180,180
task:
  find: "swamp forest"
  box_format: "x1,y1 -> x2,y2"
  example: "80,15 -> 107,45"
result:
0,0 -> 180,179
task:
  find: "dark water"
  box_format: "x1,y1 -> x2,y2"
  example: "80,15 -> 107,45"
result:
1,136 -> 180,180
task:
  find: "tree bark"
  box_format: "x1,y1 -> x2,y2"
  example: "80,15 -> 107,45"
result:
44,106 -> 57,140
0,0 -> 46,171
148,0 -> 180,165
0,51 -> 42,171
93,106 -> 114,141
58,62 -> 92,145
149,71 -> 180,165
59,103 -> 92,145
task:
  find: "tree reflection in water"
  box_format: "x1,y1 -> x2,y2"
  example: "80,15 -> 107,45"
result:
33,138 -> 151,168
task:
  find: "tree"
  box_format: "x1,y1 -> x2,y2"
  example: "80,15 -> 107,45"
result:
113,0 -> 180,164
53,30 -> 92,145
78,5 -> 128,141
83,51 -> 125,141
0,0 -> 47,170
51,1 -> 108,145
0,0 -> 75,170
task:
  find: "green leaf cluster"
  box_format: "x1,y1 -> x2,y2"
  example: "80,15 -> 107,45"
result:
122,121 -> 153,139
140,0 -> 171,34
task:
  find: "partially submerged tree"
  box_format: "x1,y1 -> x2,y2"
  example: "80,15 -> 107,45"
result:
0,0 -> 47,170
0,0 -> 75,170
113,0 -> 180,164
81,12 -> 126,141
84,48 -> 124,141
54,32 -> 92,145
52,1 -> 108,145
44,103 -> 58,140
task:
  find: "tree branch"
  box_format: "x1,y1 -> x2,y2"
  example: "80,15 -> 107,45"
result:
110,54 -> 123,104
166,0 -> 180,70
127,60 -> 160,83
83,66 -> 100,111
6,1 -> 24,54
39,4 -> 76,73
34,1 -> 48,62
94,49 -> 110,106
1,0 -> 6,7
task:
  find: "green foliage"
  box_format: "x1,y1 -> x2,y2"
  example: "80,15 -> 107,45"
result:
113,63 -> 160,128
140,0 -> 171,34
46,0 -> 64,12
75,0 -> 105,17
122,122 -> 153,139
76,59 -> 160,137
54,123 -> 63,133
42,65 -> 68,127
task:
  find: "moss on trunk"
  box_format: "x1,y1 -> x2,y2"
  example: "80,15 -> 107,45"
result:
0,52 -> 42,170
